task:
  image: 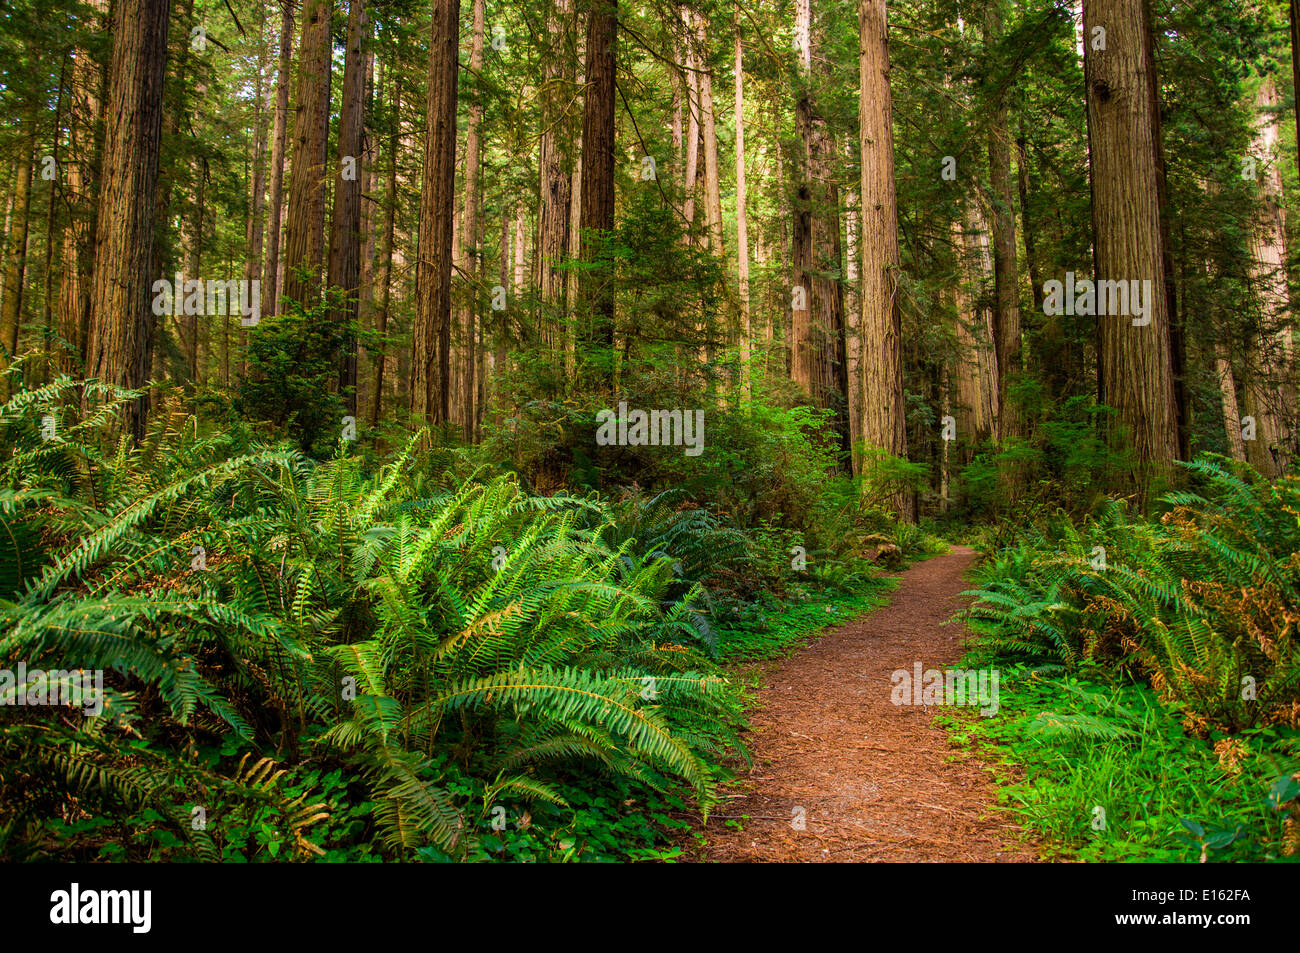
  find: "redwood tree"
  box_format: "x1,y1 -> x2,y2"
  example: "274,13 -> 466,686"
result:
282,0 -> 332,311
328,0 -> 369,416
412,0 -> 461,426
1083,0 -> 1179,486
793,0 -> 847,449
857,0 -> 909,517
263,0 -> 294,315
579,0 -> 617,387
537,0 -> 576,353
83,0 -> 170,438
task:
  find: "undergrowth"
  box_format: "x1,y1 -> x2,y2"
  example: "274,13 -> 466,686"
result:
0,380 -> 919,862
954,453 -> 1300,862
938,664 -> 1300,862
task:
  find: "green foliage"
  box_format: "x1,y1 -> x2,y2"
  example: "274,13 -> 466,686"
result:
237,292 -> 365,456
710,579 -> 897,665
939,664 -> 1300,862
964,454 -> 1300,734
957,453 -> 1300,861
484,381 -> 854,559
0,384 -> 745,861
955,396 -> 1128,521
856,447 -> 929,515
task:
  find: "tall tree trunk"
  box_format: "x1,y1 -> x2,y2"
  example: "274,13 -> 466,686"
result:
58,0 -> 107,376
1291,0 -> 1300,180
1141,0 -> 1189,462
488,208 -> 509,421
1015,132 -> 1043,316
186,160 -> 207,382
511,201 -> 527,400
328,0 -> 368,416
356,51 -> 377,414
735,10 -> 751,402
282,0 -> 332,312
579,0 -> 617,388
794,0 -> 847,448
1215,341 -> 1247,462
938,375 -> 952,510
84,0 -> 170,438
1083,0 -> 1178,488
566,21 -> 585,383
514,202 -> 528,296
758,208 -> 776,376
845,186 -> 862,470
1244,76 -> 1296,476
457,0 -> 485,437
538,0 -> 575,353
243,9 -> 270,379
985,0 -> 1021,435
369,73 -> 400,429
0,142 -> 34,400
449,178 -> 462,420
42,61 -> 69,385
985,0 -> 1024,496
695,9 -> 723,257
412,0 -> 460,426
264,0 -> 294,316
672,72 -> 683,184
792,0 -> 813,403
952,210 -> 999,450
857,0 -> 909,518
681,5 -> 700,236
59,13 -> 104,376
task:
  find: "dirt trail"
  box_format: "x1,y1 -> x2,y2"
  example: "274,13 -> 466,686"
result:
696,545 -> 1035,862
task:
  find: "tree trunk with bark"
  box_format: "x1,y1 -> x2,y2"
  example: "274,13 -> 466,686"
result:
0,142 -> 34,400
735,10 -> 751,402
282,0 -> 332,312
985,0 -> 1024,472
952,210 -> 999,451
57,0 -> 107,376
243,10 -> 270,378
681,5 -> 700,237
694,10 -> 723,257
538,0 -> 575,354
845,186 -> 862,471
579,0 -> 617,389
84,0 -> 170,438
186,160 -> 207,382
794,0 -> 847,449
412,0 -> 460,426
857,0 -> 909,517
456,0 -> 485,437
1244,76 -> 1296,476
1083,0 -> 1179,488
264,0 -> 293,316
1215,341 -> 1247,462
369,73 -> 400,429
328,0 -> 368,416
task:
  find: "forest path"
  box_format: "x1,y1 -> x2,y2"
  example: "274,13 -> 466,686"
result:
693,545 -> 1036,863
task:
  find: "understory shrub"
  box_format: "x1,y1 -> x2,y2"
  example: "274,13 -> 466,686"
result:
964,454 -> 1300,735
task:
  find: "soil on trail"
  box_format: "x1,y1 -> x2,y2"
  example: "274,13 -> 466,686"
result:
695,545 -> 1035,863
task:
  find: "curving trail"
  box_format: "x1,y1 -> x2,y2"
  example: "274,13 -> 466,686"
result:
695,545 -> 1036,863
